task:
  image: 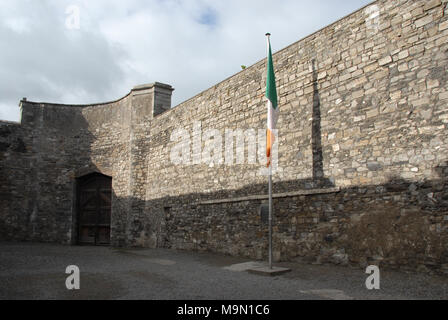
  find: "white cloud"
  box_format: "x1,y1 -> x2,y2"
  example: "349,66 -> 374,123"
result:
0,0 -> 372,121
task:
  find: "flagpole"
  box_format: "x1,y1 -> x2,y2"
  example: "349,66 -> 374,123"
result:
266,32 -> 273,270
268,162 -> 273,270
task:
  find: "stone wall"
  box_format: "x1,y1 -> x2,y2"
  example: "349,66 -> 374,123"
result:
0,83 -> 173,245
144,0 -> 448,273
0,0 -> 447,273
0,97 -> 132,243
0,121 -> 28,240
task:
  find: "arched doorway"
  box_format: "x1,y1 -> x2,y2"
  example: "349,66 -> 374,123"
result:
76,173 -> 112,245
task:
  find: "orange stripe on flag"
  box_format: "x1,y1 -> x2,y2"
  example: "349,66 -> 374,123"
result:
266,128 -> 275,167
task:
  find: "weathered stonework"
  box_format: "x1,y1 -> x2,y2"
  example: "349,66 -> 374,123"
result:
1,0 -> 447,274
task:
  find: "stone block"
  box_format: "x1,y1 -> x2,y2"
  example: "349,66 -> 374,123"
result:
424,0 -> 441,11
415,16 -> 433,28
379,56 -> 392,66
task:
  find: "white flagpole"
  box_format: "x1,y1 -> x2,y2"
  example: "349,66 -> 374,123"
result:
266,33 -> 273,270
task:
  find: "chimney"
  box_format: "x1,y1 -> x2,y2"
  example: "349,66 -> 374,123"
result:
131,82 -> 174,119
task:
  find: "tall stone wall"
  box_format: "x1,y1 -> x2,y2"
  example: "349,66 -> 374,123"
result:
0,121 -> 28,240
144,0 -> 448,272
0,82 -> 178,245
0,0 -> 447,273
1,97 -> 132,243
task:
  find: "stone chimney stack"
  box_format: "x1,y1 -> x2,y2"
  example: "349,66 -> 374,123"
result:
131,82 -> 174,118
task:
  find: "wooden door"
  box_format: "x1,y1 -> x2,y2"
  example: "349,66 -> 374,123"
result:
77,173 -> 111,245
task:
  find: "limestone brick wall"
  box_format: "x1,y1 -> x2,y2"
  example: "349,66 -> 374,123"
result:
144,0 -> 448,272
0,0 -> 447,273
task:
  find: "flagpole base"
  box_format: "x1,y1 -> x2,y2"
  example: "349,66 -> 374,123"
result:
248,266 -> 291,277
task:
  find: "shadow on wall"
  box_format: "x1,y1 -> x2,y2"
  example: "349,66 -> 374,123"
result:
310,59 -> 334,188
0,103 -> 127,245
68,112 -> 132,247
0,122 -> 28,241
336,161 -> 448,272
30,105 -> 103,245
311,59 -> 325,184
116,161 -> 448,273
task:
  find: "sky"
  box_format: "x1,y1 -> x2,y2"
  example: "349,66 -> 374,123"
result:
0,0 -> 373,122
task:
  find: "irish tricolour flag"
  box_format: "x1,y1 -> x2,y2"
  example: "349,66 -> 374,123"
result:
265,34 -> 278,168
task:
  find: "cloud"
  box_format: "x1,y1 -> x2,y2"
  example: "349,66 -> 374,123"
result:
0,0 -> 126,120
0,0 -> 372,121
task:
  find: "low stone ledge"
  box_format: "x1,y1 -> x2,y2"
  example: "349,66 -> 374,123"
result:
0,120 -> 21,126
198,187 -> 341,205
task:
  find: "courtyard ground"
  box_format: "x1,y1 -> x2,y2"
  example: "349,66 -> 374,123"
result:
0,242 -> 447,300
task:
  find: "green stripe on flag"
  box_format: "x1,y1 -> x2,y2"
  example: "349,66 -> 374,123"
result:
265,41 -> 278,110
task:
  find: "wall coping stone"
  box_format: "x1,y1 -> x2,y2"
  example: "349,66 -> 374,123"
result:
198,187 -> 341,205
132,82 -> 174,92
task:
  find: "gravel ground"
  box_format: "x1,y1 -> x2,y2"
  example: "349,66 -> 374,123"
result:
0,242 -> 447,300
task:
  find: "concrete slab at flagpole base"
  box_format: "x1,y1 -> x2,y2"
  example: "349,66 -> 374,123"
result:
247,266 -> 291,277
224,261 -> 291,276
